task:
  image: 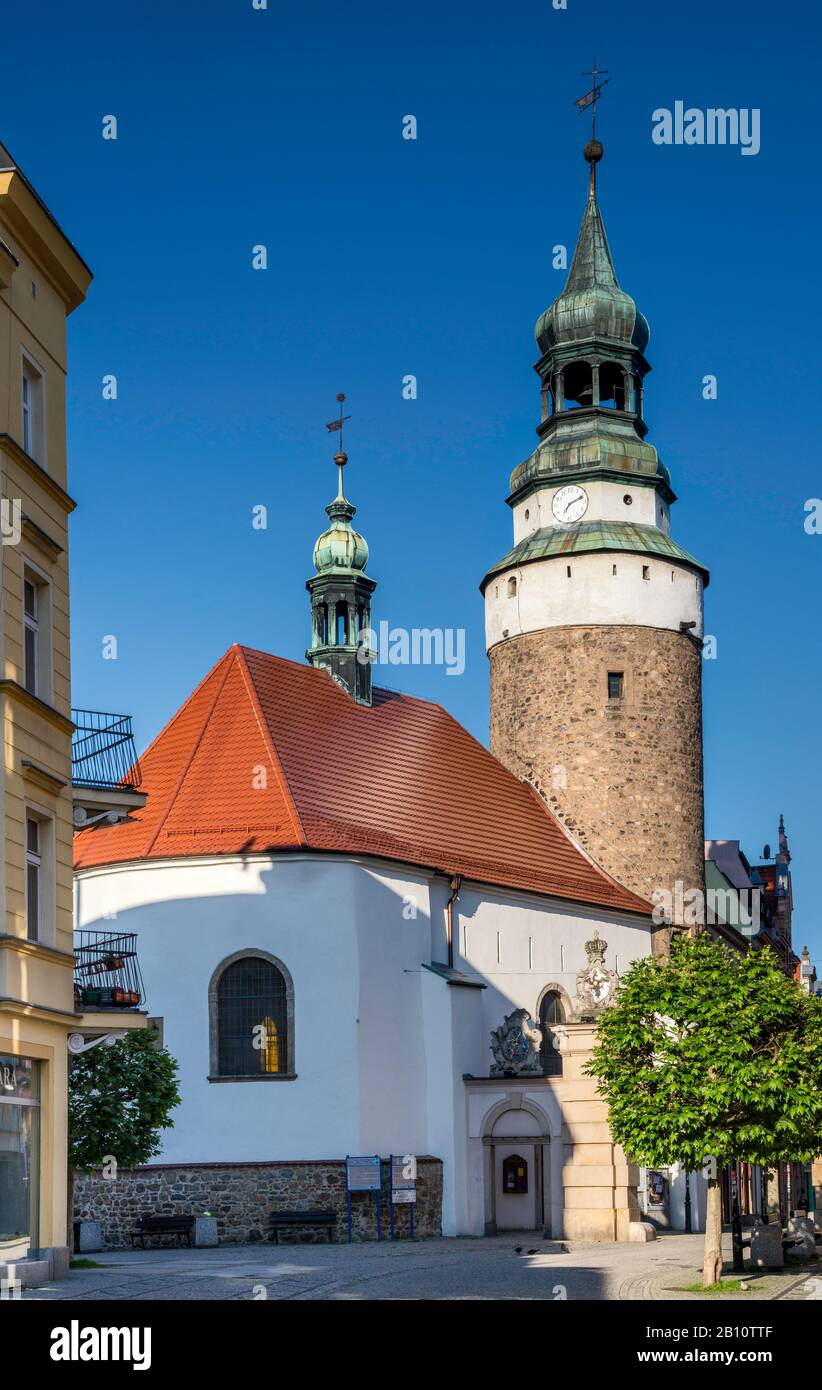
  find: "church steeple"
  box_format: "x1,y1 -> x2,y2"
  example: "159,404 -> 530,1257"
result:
482,125 -> 710,948
306,434 -> 377,706
533,140 -> 651,443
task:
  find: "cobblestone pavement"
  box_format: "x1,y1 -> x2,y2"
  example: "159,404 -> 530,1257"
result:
19,1232 -> 818,1302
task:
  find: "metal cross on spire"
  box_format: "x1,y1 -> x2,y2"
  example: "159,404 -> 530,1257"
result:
574,59 -> 610,140
325,392 -> 351,458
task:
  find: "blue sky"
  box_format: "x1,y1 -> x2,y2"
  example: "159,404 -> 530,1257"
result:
5,1 -> 820,957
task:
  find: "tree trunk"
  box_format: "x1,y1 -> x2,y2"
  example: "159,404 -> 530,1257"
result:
703,1174 -> 723,1286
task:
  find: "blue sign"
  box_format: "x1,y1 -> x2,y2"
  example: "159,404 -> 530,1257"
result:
345,1155 -> 381,1192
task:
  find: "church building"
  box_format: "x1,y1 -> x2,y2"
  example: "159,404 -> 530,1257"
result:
73,141 -> 710,1244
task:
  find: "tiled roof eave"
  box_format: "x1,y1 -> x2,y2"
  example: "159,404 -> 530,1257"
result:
75,837 -> 652,918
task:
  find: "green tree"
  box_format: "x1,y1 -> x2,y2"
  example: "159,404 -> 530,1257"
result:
586,933 -> 822,1285
69,1029 -> 180,1241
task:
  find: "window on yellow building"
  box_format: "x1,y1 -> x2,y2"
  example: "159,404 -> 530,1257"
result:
25,818 -> 41,942
21,354 -> 44,464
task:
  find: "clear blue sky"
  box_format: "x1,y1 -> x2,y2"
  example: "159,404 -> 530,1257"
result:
5,1 -> 820,958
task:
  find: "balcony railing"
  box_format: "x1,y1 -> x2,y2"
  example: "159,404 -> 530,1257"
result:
71,709 -> 142,790
74,930 -> 145,1011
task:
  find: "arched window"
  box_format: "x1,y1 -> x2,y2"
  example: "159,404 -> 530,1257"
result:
539,989 -> 565,1076
563,360 -> 594,409
208,951 -> 295,1079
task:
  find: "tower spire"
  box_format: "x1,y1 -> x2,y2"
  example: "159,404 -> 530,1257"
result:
306,395 -> 377,705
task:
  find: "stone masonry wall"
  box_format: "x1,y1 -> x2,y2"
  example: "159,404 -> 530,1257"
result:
74,1158 -> 442,1248
490,624 -> 704,934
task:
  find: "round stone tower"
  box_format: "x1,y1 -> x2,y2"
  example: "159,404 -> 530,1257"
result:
482,143 -> 708,945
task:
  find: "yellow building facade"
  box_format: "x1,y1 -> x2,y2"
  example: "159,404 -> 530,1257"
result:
0,142 -> 91,1282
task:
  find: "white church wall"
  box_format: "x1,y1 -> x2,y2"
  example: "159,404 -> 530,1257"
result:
352,864 -> 436,1157
451,885 -> 652,1068
76,856 -> 371,1163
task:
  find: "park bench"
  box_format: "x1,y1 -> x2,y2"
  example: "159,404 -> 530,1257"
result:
130,1214 -> 196,1249
269,1209 -> 336,1244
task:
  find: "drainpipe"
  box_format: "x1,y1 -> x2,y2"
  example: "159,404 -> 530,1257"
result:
445,875 -> 461,969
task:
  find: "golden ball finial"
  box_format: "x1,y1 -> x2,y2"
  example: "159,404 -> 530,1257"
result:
334,450 -> 348,466
584,139 -> 604,164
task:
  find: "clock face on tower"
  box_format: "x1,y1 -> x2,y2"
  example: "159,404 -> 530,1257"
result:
552,484 -> 588,524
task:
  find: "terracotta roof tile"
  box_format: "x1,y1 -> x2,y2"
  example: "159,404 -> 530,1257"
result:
74,644 -> 650,916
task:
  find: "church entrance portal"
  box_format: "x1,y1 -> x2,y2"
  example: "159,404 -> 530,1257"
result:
484,1105 -> 550,1234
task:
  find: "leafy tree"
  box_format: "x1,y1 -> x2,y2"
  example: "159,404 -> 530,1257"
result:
586,933 -> 822,1285
69,1028 -> 180,1238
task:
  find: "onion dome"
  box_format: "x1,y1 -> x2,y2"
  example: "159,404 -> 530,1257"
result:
312,452 -> 369,574
535,142 -> 650,355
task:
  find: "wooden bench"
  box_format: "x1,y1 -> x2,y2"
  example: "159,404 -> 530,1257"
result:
269,1209 -> 336,1244
130,1214 -> 196,1249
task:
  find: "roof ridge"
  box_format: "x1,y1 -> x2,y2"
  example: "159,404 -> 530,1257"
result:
134,647 -> 238,769
234,647 -> 307,847
142,649 -> 238,857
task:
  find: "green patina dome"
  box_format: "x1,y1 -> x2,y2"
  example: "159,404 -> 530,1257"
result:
312,452 -> 369,574
535,155 -> 650,355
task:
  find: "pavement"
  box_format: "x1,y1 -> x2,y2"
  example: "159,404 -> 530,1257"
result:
16,1231 -> 821,1302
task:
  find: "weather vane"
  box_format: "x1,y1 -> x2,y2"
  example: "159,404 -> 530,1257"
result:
574,59 -> 610,141
325,391 -> 351,457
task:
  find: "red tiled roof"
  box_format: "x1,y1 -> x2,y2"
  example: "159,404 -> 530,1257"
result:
74,645 -> 650,915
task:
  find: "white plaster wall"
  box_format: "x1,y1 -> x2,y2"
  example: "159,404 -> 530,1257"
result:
512,480 -> 670,544
75,855 -> 435,1164
452,886 -> 652,1069
485,551 -> 703,649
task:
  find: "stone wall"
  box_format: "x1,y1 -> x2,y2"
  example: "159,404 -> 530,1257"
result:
74,1158 -> 442,1248
490,623 -> 705,938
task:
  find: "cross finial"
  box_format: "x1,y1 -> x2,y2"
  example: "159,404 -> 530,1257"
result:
575,59 -> 610,141
325,391 -> 351,459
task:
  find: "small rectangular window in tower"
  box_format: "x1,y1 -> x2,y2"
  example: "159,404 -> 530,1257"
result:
612,564 -> 617,576
566,565 -> 572,578
507,577 -> 517,597
642,564 -> 650,580
608,671 -> 624,701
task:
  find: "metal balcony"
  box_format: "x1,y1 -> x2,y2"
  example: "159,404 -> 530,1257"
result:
71,709 -> 142,790
74,930 -> 145,1011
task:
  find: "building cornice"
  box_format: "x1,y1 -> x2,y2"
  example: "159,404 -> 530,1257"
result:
0,433 -> 76,512
0,934 -> 75,969
0,680 -> 74,735
21,514 -> 63,561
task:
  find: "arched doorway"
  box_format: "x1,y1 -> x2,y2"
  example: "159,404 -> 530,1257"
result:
483,1104 -> 552,1234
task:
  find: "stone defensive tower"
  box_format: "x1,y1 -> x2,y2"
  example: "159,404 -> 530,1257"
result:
482,142 -> 708,941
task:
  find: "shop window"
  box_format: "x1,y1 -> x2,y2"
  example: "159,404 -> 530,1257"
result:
0,1056 -> 41,1253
